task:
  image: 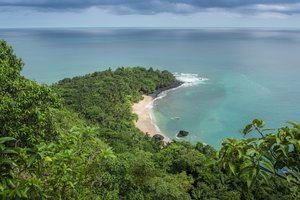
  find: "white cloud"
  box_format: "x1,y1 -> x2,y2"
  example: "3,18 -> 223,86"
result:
252,3 -> 300,13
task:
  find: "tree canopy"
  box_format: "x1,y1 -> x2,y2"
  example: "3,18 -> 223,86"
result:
0,40 -> 298,199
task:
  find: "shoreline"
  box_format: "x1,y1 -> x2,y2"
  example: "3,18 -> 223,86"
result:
132,81 -> 184,142
149,80 -> 184,98
132,95 -> 162,138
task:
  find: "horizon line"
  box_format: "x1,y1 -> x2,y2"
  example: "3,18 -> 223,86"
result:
1,26 -> 300,30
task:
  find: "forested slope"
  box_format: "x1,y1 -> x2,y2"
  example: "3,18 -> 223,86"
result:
1,40 -> 299,199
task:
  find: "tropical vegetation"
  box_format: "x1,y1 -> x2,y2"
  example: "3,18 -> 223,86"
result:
1,40 -> 299,199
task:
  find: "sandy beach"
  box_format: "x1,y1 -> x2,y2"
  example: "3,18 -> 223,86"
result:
132,95 -> 165,140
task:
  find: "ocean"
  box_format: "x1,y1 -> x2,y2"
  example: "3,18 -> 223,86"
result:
1,28 -> 300,148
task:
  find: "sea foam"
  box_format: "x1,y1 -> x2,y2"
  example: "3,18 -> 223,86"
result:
174,72 -> 209,87
154,73 -> 208,100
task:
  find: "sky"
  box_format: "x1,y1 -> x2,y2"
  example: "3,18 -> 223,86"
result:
1,0 -> 300,28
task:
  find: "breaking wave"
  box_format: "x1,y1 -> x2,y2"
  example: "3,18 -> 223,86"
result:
174,72 -> 209,87
154,73 -> 209,100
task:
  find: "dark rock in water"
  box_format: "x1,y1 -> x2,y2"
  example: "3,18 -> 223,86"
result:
177,130 -> 189,137
153,134 -> 164,141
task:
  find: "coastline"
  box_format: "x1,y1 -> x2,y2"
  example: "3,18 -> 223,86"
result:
132,80 -> 184,142
149,80 -> 183,98
132,95 -> 161,137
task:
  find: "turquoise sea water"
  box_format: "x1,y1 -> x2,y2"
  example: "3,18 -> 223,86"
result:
1,28 -> 300,148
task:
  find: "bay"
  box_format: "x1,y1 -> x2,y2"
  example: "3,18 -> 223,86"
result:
1,28 -> 300,148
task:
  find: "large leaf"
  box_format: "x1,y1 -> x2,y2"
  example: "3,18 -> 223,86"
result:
287,121 -> 300,129
260,170 -> 270,185
243,124 -> 253,135
0,149 -> 18,154
229,162 -> 236,175
260,160 -> 275,174
0,158 -> 18,167
252,119 -> 265,128
0,137 -> 15,144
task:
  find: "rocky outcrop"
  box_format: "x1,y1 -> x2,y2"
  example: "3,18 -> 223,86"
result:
153,134 -> 164,141
177,130 -> 189,137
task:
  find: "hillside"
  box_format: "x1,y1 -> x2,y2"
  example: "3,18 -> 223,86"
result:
0,40 -> 298,199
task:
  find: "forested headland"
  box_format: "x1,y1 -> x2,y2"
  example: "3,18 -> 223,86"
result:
1,40 -> 299,199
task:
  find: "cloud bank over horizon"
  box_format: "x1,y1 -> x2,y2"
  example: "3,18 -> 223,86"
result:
1,0 -> 300,28
1,0 -> 300,15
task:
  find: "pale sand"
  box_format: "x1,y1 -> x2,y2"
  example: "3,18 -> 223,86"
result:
132,95 -> 167,142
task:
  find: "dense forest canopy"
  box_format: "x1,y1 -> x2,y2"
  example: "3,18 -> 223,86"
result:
52,67 -> 176,129
0,40 -> 299,199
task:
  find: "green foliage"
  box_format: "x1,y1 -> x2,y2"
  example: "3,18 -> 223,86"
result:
0,40 -> 22,80
0,40 -> 110,199
1,40 -> 298,199
195,142 -> 217,158
52,66 -> 176,154
0,40 -> 60,146
145,172 -> 193,200
50,107 -> 87,132
52,67 -> 176,129
96,150 -> 194,200
219,119 -> 300,197
0,127 -> 113,199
